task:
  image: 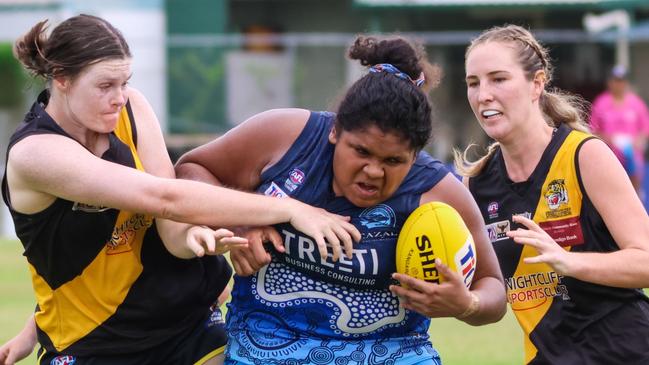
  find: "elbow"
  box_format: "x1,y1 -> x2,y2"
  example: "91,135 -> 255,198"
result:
491,300 -> 508,323
146,179 -> 184,221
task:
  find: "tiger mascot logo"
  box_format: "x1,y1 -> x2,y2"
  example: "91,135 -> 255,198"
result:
544,179 -> 568,210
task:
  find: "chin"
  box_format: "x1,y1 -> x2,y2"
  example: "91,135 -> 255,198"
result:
483,126 -> 510,142
348,195 -> 383,208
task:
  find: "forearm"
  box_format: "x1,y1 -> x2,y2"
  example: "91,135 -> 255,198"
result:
565,248 -> 649,288
172,161 -> 291,228
461,276 -> 507,326
156,218 -> 196,259
22,315 -> 36,342
156,179 -> 294,227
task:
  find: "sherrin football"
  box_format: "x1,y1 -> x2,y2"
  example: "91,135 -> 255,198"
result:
395,202 -> 476,288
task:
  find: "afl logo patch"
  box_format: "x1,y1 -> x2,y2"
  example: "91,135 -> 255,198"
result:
487,201 -> 499,218
284,168 -> 305,192
51,355 -> 76,365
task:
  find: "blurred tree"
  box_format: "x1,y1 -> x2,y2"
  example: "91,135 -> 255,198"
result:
0,43 -> 27,109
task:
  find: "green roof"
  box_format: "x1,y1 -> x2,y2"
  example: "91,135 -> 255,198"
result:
353,0 -> 648,9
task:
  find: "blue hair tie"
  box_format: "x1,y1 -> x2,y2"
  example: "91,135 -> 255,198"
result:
368,63 -> 425,87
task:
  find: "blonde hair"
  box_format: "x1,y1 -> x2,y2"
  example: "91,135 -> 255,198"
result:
455,25 -> 590,177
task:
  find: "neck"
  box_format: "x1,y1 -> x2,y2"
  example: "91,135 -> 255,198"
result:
612,91 -> 626,102
499,118 -> 554,183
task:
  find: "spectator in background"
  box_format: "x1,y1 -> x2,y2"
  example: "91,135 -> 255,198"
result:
590,64 -> 649,197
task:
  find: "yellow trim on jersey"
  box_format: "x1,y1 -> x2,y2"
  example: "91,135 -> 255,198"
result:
508,130 -> 590,364
194,346 -> 226,365
37,348 -> 47,363
113,104 -> 145,171
32,103 -> 153,351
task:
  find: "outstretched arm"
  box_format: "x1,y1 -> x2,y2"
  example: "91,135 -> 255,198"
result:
6,102 -> 359,255
176,108 -> 360,262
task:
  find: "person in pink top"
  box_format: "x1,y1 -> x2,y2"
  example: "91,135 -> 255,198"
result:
590,64 -> 649,195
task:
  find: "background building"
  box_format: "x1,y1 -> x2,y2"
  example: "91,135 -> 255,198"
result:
1,0 -> 649,237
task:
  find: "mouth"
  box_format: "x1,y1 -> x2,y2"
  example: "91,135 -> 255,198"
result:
355,182 -> 379,198
104,111 -> 121,119
481,109 -> 503,120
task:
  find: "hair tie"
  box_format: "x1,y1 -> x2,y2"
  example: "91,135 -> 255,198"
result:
369,63 -> 425,87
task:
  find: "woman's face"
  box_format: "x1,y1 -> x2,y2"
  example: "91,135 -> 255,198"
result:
465,41 -> 543,142
62,58 -> 132,134
329,125 -> 416,208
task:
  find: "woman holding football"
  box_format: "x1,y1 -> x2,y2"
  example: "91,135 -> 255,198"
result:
457,24 -> 649,364
176,34 -> 506,364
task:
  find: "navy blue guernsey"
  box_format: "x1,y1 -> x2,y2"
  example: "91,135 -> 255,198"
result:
226,111 -> 449,364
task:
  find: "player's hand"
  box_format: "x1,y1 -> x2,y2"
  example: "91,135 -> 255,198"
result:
507,215 -> 572,276
186,226 -> 248,257
230,226 -> 284,276
287,200 -> 361,262
0,329 -> 37,365
389,259 -> 473,318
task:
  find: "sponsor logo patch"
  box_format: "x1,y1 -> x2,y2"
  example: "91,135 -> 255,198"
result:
486,220 -> 510,242
539,216 -> 584,247
106,213 -> 153,255
359,204 -> 396,229
72,202 -> 110,213
206,307 -> 224,327
264,182 -> 288,198
455,239 -> 476,287
506,271 -> 570,310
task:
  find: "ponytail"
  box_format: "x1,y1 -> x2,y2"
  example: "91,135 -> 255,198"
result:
540,89 -> 590,133
13,20 -> 50,79
453,143 -> 499,178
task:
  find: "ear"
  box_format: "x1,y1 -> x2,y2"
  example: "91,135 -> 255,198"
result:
328,127 -> 339,144
532,70 -> 546,101
51,75 -> 70,92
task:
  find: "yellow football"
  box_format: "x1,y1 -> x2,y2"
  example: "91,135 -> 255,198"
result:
395,202 -> 476,288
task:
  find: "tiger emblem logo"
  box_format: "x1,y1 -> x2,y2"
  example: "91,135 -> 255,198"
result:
544,179 -> 568,210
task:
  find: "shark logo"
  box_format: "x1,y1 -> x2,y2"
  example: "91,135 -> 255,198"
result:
359,204 -> 396,229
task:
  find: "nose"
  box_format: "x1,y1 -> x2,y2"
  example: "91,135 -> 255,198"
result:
112,87 -> 127,107
363,161 -> 384,179
477,83 -> 494,104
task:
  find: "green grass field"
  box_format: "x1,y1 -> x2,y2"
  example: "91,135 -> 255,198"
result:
0,238 -> 523,365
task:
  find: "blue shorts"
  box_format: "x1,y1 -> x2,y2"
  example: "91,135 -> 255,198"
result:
37,307 -> 227,365
224,334 -> 442,365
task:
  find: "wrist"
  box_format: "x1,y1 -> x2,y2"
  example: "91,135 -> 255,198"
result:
279,198 -> 299,222
456,292 -> 480,320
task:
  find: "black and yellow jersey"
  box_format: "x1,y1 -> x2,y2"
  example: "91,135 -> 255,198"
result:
1,90 -> 231,356
470,124 -> 649,364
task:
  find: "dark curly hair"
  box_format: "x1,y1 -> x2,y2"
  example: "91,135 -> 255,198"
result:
335,36 -> 440,152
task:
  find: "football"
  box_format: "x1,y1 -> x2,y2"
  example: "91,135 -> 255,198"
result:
395,201 -> 476,288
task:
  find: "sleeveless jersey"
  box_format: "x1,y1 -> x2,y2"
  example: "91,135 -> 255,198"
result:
226,111 -> 449,365
1,90 -> 231,356
469,124 -> 649,364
